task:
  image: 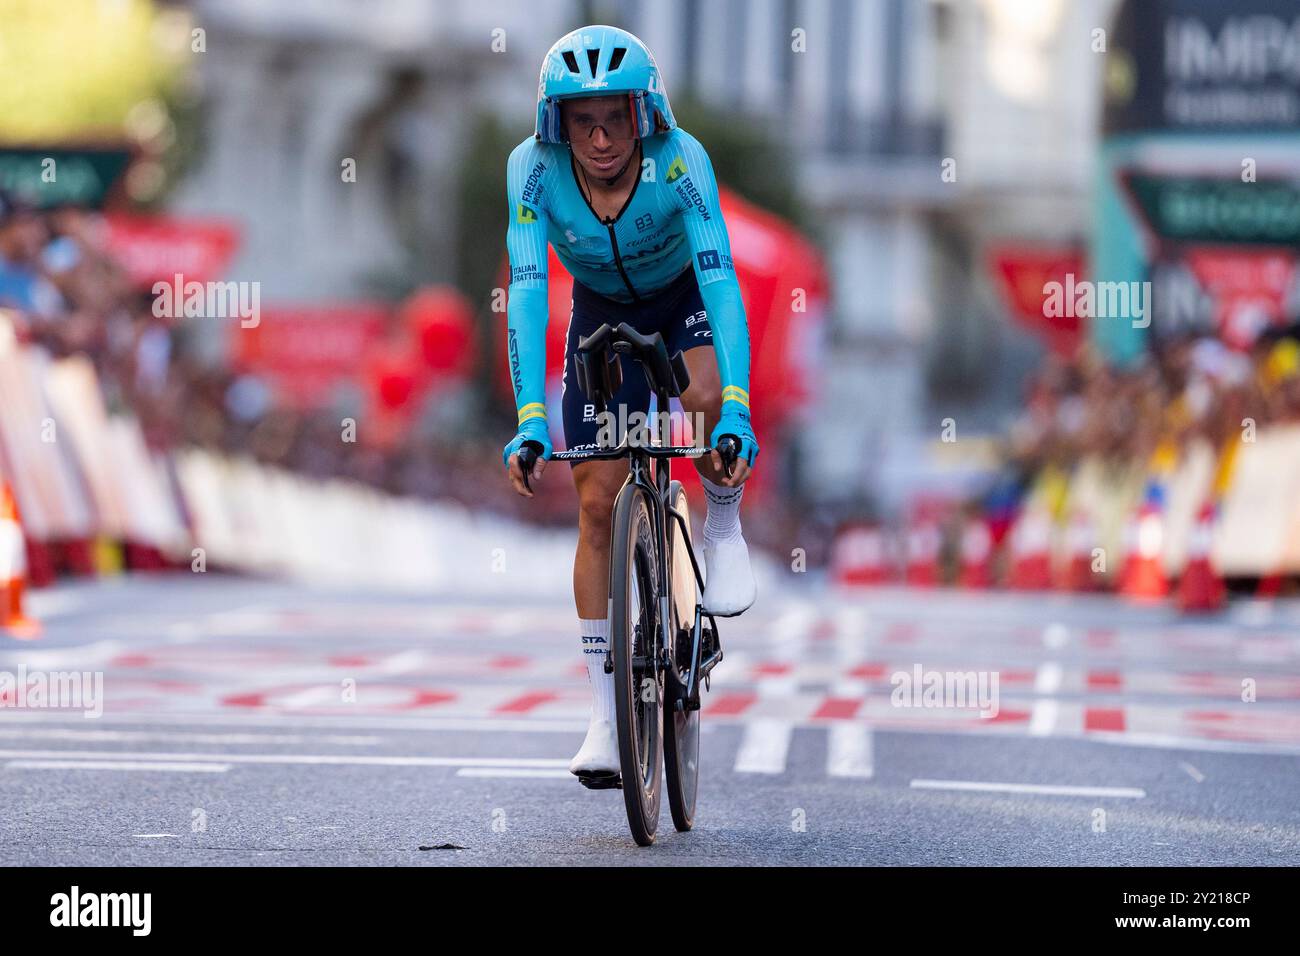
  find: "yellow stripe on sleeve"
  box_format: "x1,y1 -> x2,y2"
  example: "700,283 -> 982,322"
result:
721,385 -> 750,408
517,402 -> 548,425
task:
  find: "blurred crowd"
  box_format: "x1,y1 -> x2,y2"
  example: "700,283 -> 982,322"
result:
1006,330 -> 1300,480
0,191 -> 819,551
24,191 -> 1299,569
0,191 -> 538,521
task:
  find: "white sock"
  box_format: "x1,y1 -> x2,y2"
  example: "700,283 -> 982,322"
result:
700,475 -> 743,544
579,616 -> 615,723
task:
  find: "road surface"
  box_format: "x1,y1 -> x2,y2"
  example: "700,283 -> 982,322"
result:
2,573 -> 1298,865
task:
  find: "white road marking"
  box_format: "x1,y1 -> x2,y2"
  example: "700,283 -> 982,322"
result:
0,711 -> 590,734
0,749 -> 570,769
1042,623 -> 1070,650
280,685 -> 343,709
6,760 -> 230,773
0,639 -> 124,668
1179,761 -> 1205,782
0,728 -> 383,746
456,768 -> 573,779
1034,662 -> 1064,694
734,719 -> 792,774
1028,700 -> 1059,737
910,779 -> 1145,799
1029,663 -> 1064,736
1089,731 -> 1300,756
373,649 -> 427,675
826,723 -> 873,778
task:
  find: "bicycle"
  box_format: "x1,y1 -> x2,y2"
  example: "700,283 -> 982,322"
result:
518,321 -> 735,847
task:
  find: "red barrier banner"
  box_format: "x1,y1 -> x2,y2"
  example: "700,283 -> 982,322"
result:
230,304 -> 388,408
105,214 -> 241,289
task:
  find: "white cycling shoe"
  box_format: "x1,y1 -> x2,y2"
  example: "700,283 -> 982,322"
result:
569,717 -> 619,780
701,532 -> 757,617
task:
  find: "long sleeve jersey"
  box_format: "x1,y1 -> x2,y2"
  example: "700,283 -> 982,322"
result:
504,128 -> 751,434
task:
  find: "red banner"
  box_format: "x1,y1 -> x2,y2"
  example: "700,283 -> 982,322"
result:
105,214 -> 241,289
230,304 -> 388,408
1185,246 -> 1297,350
989,245 -> 1087,355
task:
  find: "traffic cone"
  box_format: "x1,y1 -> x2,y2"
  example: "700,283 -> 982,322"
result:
1059,509 -> 1100,591
1177,501 -> 1225,613
831,523 -> 890,587
957,516 -> 993,589
1007,506 -> 1053,590
1,482 -> 41,639
1121,484 -> 1168,602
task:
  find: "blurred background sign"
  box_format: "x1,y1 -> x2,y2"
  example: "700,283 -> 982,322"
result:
1123,175 -> 1300,247
1103,0 -> 1300,135
988,245 -> 1086,356
0,148 -> 132,208
1094,0 -> 1300,363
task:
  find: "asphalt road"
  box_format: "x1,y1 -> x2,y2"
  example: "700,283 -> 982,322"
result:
1,573 -> 1298,865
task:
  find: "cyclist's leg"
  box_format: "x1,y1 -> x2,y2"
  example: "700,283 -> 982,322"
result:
561,291 -> 653,620
660,282 -> 726,483
662,276 -> 755,614
562,288 -> 652,772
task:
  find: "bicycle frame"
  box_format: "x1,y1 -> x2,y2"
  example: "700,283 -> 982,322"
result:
546,329 -> 725,707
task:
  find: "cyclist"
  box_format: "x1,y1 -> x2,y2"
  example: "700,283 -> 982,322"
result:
502,26 -> 758,779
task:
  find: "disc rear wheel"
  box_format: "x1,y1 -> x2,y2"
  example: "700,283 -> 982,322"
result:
663,481 -> 700,832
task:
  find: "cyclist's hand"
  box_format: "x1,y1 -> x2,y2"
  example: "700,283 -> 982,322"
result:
708,448 -> 751,488
709,412 -> 758,488
503,427 -> 552,498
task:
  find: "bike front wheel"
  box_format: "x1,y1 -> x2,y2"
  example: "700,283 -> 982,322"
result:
610,482 -> 663,847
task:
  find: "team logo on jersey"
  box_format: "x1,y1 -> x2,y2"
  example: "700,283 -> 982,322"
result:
665,156 -> 687,183
635,213 -> 654,233
697,249 -> 721,271
521,161 -> 547,206
517,203 -> 538,224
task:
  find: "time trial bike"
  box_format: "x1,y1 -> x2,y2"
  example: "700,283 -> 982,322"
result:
518,321 -> 734,846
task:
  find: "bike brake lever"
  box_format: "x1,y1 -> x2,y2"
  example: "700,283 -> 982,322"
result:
517,440 -> 543,493
716,435 -> 739,479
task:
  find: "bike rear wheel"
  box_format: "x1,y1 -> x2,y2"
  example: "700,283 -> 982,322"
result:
663,481 -> 700,832
610,482 -> 663,847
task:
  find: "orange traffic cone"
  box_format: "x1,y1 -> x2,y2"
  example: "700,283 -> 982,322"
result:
1,482 -> 41,639
957,516 -> 993,589
1007,506 -> 1053,590
831,523 -> 890,587
1177,501 -> 1225,613
1121,484 -> 1168,602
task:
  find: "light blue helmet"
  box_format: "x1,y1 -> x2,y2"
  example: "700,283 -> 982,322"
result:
535,25 -> 676,144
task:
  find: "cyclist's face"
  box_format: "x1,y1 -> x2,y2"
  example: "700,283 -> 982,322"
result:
562,96 -> 637,179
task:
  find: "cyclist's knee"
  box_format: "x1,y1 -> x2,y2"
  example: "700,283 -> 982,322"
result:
575,465 -> 622,532
680,360 -> 722,421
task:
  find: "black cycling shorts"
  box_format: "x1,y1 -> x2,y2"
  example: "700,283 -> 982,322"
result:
560,267 -> 713,452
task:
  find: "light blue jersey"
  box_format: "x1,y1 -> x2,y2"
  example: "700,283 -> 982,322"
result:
504,128 -> 752,448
